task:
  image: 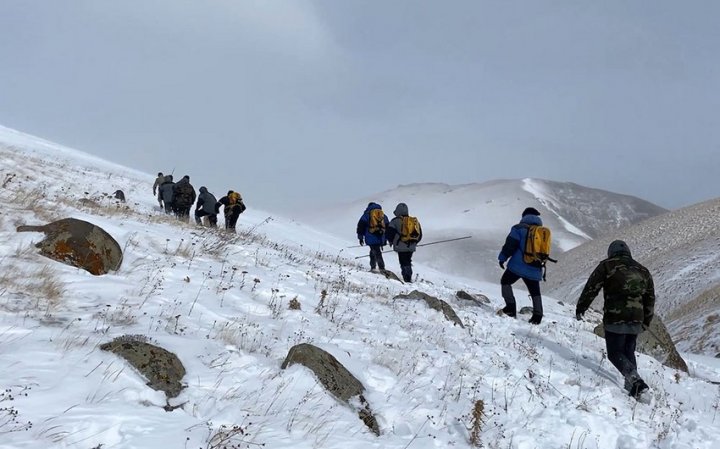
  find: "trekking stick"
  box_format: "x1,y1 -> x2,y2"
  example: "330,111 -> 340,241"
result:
353,236 -> 472,258
416,235 -> 472,247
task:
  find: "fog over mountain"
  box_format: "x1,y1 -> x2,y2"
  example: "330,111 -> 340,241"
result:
303,180 -> 666,282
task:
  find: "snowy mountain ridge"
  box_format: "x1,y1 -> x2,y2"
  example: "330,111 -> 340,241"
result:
0,125 -> 718,449
302,178 -> 666,282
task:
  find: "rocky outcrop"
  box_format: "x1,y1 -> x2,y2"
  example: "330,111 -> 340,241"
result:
281,343 -> 379,435
17,218 -> 122,275
394,290 -> 464,328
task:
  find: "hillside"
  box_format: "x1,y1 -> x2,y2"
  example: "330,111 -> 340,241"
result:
545,198 -> 720,356
301,180 -> 665,282
0,125 -> 719,449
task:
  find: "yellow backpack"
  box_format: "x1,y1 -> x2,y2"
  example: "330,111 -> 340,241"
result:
228,192 -> 241,205
523,225 -> 553,264
400,216 -> 421,243
368,209 -> 386,235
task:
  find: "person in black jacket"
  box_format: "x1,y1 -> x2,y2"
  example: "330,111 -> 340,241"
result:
217,190 -> 246,232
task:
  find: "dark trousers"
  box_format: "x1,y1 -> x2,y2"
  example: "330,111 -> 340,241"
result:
605,330 -> 639,378
500,270 -> 541,296
195,210 -> 218,227
164,202 -> 173,214
368,245 -> 385,270
398,251 -> 414,282
175,205 -> 191,221
225,208 -> 241,231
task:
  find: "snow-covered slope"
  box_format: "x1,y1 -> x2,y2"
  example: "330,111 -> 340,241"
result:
301,179 -> 665,282
545,198 -> 720,356
1,125 -> 718,449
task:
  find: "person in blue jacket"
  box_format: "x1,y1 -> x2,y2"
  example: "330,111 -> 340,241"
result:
356,202 -> 390,271
498,207 -> 545,324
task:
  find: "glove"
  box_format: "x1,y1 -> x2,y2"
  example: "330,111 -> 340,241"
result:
576,312 -> 583,321
359,238 -> 364,246
499,261 -> 505,269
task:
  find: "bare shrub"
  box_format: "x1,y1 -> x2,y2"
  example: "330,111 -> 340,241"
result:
288,297 -> 301,310
468,399 -> 486,447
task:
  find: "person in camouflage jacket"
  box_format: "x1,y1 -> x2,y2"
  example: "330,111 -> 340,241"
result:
172,175 -> 196,221
575,240 -> 655,398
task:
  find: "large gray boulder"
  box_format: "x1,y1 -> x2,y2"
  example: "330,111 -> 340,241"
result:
17,218 -> 122,275
281,343 -> 379,435
394,290 -> 464,328
100,335 -> 186,400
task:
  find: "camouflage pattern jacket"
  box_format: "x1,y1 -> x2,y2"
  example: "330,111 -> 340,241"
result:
576,255 -> 655,327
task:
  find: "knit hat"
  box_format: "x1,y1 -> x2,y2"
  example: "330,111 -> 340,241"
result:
522,207 -> 541,217
607,240 -> 632,258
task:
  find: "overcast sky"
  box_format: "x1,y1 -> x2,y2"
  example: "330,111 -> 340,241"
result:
1,1 -> 719,212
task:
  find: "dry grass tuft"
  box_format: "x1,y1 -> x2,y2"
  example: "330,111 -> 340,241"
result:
469,399 -> 486,448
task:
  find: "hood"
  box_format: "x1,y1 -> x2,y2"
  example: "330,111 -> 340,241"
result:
365,202 -> 382,212
607,240 -> 632,258
393,203 -> 409,217
520,214 -> 543,226
199,186 -> 208,194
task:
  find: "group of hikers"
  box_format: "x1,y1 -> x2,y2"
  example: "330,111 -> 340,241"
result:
152,172 -> 247,232
357,203 -> 655,399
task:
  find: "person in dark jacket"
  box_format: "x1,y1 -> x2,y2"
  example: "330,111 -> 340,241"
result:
357,202 -> 390,271
152,172 -> 164,207
194,186 -> 218,227
498,207 -> 545,324
159,175 -> 175,214
385,203 -> 422,282
575,240 -> 655,398
217,190 -> 246,232
172,175 -> 196,221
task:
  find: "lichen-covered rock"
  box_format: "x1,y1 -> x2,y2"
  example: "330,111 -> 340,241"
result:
100,335 -> 186,399
281,343 -> 379,435
456,290 -> 490,304
593,317 -> 688,373
394,290 -> 464,328
17,218 -> 122,275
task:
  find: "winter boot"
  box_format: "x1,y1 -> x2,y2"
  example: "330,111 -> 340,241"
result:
501,284 -> 516,318
528,314 -> 543,325
629,378 -> 649,398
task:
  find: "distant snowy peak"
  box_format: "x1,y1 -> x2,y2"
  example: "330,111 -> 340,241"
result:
521,178 -> 667,239
305,178 -> 665,282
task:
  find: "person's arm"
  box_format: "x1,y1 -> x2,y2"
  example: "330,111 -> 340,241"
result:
498,230 -> 519,263
576,262 -> 606,315
643,273 -> 656,327
385,220 -> 398,246
356,215 -> 368,240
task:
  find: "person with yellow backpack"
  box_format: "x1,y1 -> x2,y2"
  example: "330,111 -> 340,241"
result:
386,203 -> 422,283
356,202 -> 390,271
217,190 -> 246,232
497,207 -> 551,325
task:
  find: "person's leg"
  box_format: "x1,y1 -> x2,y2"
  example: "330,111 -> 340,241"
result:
195,209 -> 207,225
376,246 -> 385,270
605,330 -> 646,394
522,278 -> 543,324
368,245 -> 378,270
398,252 -> 413,282
228,209 -> 240,231
209,214 -> 218,227
500,270 -> 520,317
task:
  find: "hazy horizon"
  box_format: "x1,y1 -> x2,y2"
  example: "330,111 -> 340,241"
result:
2,1 -> 719,211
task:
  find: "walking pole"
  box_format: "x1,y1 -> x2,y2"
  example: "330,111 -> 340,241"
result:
354,236 -> 472,259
